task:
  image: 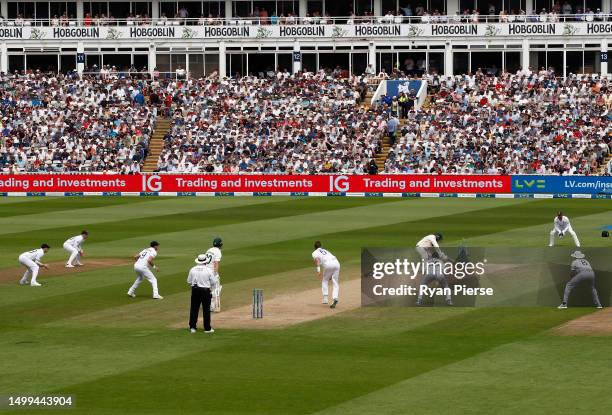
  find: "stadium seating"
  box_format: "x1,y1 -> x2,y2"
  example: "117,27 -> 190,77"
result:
0,72 -> 155,173
383,71 -> 611,175
1,70 -> 610,175
155,73 -> 384,174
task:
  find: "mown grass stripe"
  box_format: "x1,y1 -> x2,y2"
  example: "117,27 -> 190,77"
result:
0,199 -> 545,327
0,197 -> 148,218
44,308 -> 591,415
73,197 -> 531,260
0,197 -> 396,264
0,196 -> 288,237
312,310 -> 597,415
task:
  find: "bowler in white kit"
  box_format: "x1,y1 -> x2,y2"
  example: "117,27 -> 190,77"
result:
127,241 -> 163,299
549,212 -> 580,247
18,244 -> 50,287
63,230 -> 89,267
312,240 -> 340,308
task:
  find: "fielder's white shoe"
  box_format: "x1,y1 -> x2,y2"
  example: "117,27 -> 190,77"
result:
558,303 -> 568,309
322,296 -> 329,304
127,291 -> 136,298
75,262 -> 83,267
153,295 -> 164,300
65,264 -> 75,268
204,328 -> 215,334
190,328 -> 197,334
597,305 -> 603,309
30,282 -> 42,287
19,280 -> 29,285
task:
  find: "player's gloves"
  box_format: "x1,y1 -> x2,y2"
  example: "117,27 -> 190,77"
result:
558,232 -> 564,238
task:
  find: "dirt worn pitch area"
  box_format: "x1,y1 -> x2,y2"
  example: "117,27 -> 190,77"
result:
0,258 -> 130,284
553,308 -> 612,336
172,278 -> 362,330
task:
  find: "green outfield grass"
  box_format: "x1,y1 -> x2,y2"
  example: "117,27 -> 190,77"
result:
0,196 -> 611,414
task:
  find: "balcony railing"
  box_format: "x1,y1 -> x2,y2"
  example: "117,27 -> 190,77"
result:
1,13 -> 611,27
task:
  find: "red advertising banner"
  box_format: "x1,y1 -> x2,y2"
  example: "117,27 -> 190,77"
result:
0,174 -> 511,194
0,175 -> 141,192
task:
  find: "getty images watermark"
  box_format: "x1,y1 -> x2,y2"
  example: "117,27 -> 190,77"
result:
361,247 -> 612,307
370,257 -> 491,299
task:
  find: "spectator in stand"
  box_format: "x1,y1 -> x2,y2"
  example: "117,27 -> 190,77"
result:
0,72 -> 155,173
155,71 -> 384,174
383,71 -> 610,175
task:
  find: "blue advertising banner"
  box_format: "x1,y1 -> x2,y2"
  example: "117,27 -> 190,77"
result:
512,176 -> 612,195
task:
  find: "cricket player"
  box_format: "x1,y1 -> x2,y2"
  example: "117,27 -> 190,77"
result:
312,241 -> 340,308
63,230 -> 89,268
127,241 -> 163,299
416,233 -> 449,261
549,212 -> 580,247
201,238 -> 223,312
18,244 -> 50,287
416,258 -> 453,306
558,251 -> 602,309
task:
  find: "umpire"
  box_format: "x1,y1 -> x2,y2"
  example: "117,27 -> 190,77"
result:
187,254 -> 219,334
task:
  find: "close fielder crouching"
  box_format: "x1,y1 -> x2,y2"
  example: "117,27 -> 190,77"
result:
18,244 -> 50,287
549,212 -> 580,247
415,233 -> 452,306
63,230 -> 89,268
416,258 -> 453,306
128,241 -> 163,300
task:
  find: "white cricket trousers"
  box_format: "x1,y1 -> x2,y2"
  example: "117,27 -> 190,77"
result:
129,266 -> 159,297
416,246 -> 431,261
322,261 -> 340,300
19,255 -> 39,284
63,242 -> 81,265
549,226 -> 580,247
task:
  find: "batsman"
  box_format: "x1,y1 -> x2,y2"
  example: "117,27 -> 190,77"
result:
202,238 -> 223,312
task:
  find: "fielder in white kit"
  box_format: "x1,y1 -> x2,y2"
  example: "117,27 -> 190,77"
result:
312,241 -> 340,309
549,211 -> 580,247
127,241 -> 163,299
63,230 -> 89,267
18,244 -> 50,287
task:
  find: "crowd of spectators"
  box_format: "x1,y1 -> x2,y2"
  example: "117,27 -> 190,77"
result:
0,72 -> 155,173
1,68 -> 610,176
2,2 -> 610,27
156,72 -> 383,173
383,70 -> 612,175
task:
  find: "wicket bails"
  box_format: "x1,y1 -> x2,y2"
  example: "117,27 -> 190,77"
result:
253,288 -> 263,319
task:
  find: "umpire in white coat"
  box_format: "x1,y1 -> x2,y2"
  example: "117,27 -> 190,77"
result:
188,254 -> 220,334
558,251 -> 602,309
